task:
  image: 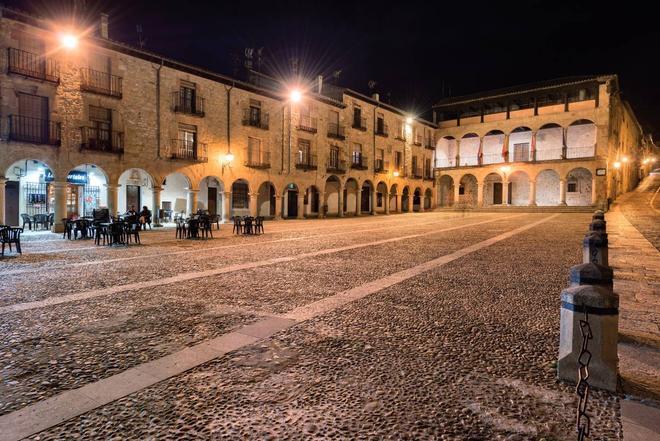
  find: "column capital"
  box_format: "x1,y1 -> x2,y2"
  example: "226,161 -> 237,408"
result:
187,188 -> 200,194
51,181 -> 69,189
105,183 -> 120,190
152,185 -> 163,192
0,177 -> 7,185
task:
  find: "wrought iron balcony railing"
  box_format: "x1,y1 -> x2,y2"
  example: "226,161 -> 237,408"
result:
81,68 -> 123,98
244,148 -> 271,168
172,92 -> 205,116
7,48 -> 59,83
350,153 -> 369,170
80,126 -> 124,154
394,131 -> 406,142
411,166 -> 424,179
327,123 -> 345,140
296,115 -> 317,133
326,158 -> 347,174
295,153 -> 317,170
242,109 -> 269,130
424,138 -> 435,150
374,159 -> 389,173
168,139 -> 208,162
375,123 -> 389,137
352,116 -> 367,131
8,115 -> 61,146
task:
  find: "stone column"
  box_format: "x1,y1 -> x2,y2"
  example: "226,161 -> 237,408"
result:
408,194 -> 413,213
223,191 -> 232,221
187,189 -> 199,215
454,184 -> 461,206
0,178 -> 6,225
249,193 -> 259,217
559,179 -> 567,206
371,187 -> 377,215
502,179 -> 509,206
274,195 -> 283,220
51,181 -> 68,233
591,176 -> 598,207
356,189 -> 362,216
455,139 -> 461,166
106,183 -> 119,217
338,188 -> 344,217
477,182 -> 484,207
319,192 -> 326,218
152,186 -> 163,226
419,193 -> 425,212
396,194 -> 402,213
384,192 -> 390,214
528,180 -> 537,206
297,195 -> 305,219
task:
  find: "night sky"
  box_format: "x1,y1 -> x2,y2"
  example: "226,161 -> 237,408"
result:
8,0 -> 659,138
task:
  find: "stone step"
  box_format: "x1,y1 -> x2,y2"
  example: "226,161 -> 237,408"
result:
431,205 -> 597,213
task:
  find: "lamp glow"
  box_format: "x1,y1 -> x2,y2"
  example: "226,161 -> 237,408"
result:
500,165 -> 511,174
393,171 -> 400,177
290,89 -> 302,103
613,161 -> 621,169
406,117 -> 413,124
60,33 -> 78,49
622,156 -> 629,163
224,153 -> 235,163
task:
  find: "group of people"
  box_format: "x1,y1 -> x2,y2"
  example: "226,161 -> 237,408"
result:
125,205 -> 152,227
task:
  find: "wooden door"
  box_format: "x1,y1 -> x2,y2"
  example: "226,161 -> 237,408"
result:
208,187 -> 218,215
493,183 -> 503,205
126,185 -> 141,212
287,190 -> 298,218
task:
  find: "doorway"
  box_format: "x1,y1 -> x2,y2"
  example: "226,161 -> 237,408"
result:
5,181 -> 19,226
493,182 -> 502,205
360,188 -> 370,213
126,184 -> 140,212
208,187 -> 217,215
287,190 -> 298,218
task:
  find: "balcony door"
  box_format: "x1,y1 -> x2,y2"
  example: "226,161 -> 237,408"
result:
18,93 -> 48,142
329,146 -> 340,169
89,106 -> 112,150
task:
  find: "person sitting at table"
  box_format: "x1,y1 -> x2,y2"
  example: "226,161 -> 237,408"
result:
139,206 -> 151,227
125,205 -> 137,216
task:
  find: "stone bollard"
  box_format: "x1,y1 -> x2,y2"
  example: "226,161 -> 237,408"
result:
589,219 -> 607,234
570,262 -> 613,290
557,282 -> 619,392
583,232 -> 609,267
593,210 -> 605,221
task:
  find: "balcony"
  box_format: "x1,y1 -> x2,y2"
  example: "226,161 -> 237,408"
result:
326,158 -> 347,174
394,132 -> 406,142
8,115 -> 61,146
295,153 -> 317,170
296,115 -> 317,133
411,166 -> 423,179
350,153 -> 368,170
423,170 -> 434,181
566,146 -> 595,159
424,138 -> 435,150
413,136 -> 422,147
327,123 -> 345,140
481,153 -> 504,165
172,92 -> 204,117
81,68 -> 123,98
352,116 -> 367,131
168,139 -> 208,162
242,109 -> 269,130
80,127 -> 124,154
435,158 -> 456,168
374,159 -> 389,173
244,148 -> 271,169
7,48 -> 59,83
375,123 -> 388,137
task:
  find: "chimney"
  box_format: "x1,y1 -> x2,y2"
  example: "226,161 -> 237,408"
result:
317,75 -> 323,94
100,13 -> 109,39
372,93 -> 380,102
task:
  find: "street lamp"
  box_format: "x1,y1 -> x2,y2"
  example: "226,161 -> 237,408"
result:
59,32 -> 79,49
393,171 -> 400,177
621,156 -> 629,163
290,89 -> 302,103
613,161 -> 621,169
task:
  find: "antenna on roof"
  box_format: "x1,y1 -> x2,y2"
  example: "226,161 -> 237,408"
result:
244,48 -> 254,70
256,47 -> 263,73
368,80 -> 377,91
332,69 -> 342,85
136,25 -> 146,48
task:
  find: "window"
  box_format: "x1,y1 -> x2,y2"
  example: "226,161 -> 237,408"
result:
376,148 -> 384,170
396,120 -> 404,139
376,113 -> 385,134
513,143 -> 530,162
232,182 -> 249,209
459,185 -> 465,195
329,145 -> 340,168
89,105 -> 112,146
248,136 -> 262,163
179,81 -> 197,113
567,181 -> 578,193
412,156 -> 418,171
298,139 -> 311,163
394,151 -> 402,170
178,124 -> 197,155
425,158 -> 432,176
249,99 -> 261,123
352,143 -> 362,163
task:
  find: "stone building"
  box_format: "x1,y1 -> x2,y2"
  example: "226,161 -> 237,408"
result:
0,7 -> 652,232
432,76 -> 650,209
0,7 -> 435,231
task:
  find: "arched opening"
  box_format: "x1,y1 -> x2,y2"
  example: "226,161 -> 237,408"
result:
402,186 -> 410,212
536,169 -> 560,206
360,180 -> 373,213
424,188 -> 433,210
389,184 -> 399,212
536,123 -> 563,161
458,174 -> 478,207
459,133 -> 480,166
376,181 -> 388,213
483,172 -> 504,205
257,181 -> 276,217
566,167 -> 593,206
508,170 -> 530,206
413,188 -> 422,212
3,159 -> 53,227
282,183 -> 299,218
435,136 -> 457,168
304,185 -> 320,217
231,179 -> 251,218
438,175 -> 454,207
161,172 -> 191,219
199,176 -> 225,217
567,120 -> 596,158
509,127 -> 532,162
343,178 -> 359,215
324,176 -> 341,217
119,168 -> 155,217
482,130 -> 505,165
67,164 -> 109,218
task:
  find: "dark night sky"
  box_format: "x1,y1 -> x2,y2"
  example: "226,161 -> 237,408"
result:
7,0 -> 660,137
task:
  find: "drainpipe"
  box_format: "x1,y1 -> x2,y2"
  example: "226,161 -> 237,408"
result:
155,60 -> 163,158
281,104 -> 285,173
225,82 -> 234,155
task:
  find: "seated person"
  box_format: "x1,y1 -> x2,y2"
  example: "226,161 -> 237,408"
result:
125,205 -> 137,216
139,206 -> 151,225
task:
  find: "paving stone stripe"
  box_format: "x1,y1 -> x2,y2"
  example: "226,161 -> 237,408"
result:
0,215 -> 523,315
0,215 -> 557,441
3,215 -> 473,276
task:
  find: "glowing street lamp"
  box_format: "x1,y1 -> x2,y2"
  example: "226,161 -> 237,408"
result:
223,152 -> 235,164
613,161 -> 621,169
393,171 -> 400,177
500,165 -> 511,174
621,156 -> 629,163
59,32 -> 79,49
289,89 -> 302,103
405,116 -> 413,125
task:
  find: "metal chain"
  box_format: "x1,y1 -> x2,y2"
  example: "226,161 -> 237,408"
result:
576,306 -> 593,441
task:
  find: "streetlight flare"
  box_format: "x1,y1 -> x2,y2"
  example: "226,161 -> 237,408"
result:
290,89 -> 302,103
224,152 -> 235,163
621,156 -> 629,163
613,161 -> 621,169
59,33 -> 79,49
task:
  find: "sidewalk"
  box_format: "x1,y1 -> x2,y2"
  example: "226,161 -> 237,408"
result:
607,176 -> 660,440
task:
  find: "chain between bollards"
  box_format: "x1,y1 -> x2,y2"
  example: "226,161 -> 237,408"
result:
576,306 -> 593,441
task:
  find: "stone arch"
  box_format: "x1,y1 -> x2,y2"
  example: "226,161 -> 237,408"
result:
402,186 -> 410,212
282,182 -> 300,218
67,164 -> 110,217
566,119 -> 597,158
324,175 -> 342,217
508,126 -> 533,162
483,172 -> 504,206
119,168 -> 157,216
566,167 -> 593,206
413,187 -> 422,212
535,169 -> 560,206
482,130 -> 505,165
389,183 -> 399,213
376,181 -> 388,213
424,188 -> 433,210
256,181 -> 276,217
458,174 -> 478,207
199,176 -> 225,217
360,180 -> 374,214
508,170 -> 530,206
459,133 -> 480,166
438,175 -> 454,207
231,178 -> 251,217
536,123 -> 564,160
344,178 -> 359,215
3,159 -> 55,226
304,185 -> 321,217
435,136 -> 457,168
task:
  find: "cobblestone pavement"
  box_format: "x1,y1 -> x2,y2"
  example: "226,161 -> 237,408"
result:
0,211 -> 625,439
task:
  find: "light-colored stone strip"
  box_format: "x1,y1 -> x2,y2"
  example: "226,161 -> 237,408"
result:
0,215 -> 557,441
4,215 -> 472,276
0,215 -> 521,315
